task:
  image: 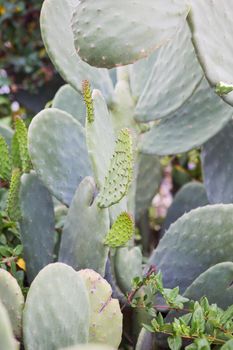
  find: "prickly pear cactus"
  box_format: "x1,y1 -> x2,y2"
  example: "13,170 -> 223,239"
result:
23,263 -> 90,350
135,21 -> 202,122
40,0 -> 114,103
184,262 -> 233,310
28,108 -> 92,206
53,84 -> 86,126
20,173 -> 55,282
135,153 -> 161,221
114,247 -> 143,293
0,269 -> 24,338
0,300 -> 19,350
188,0 -> 233,106
149,205 -> 233,298
161,182 -> 208,235
59,177 -> 110,276
78,269 -> 123,348
140,78 -> 233,155
202,120 -> 233,204
72,0 -> 189,68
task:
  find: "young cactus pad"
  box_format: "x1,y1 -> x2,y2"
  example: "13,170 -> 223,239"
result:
104,212 -> 134,248
78,269 -> 123,348
97,128 -> 133,208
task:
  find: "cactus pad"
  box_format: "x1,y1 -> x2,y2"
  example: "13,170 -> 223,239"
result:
59,177 -> 110,276
20,173 -> 55,282
0,301 -> 18,350
97,129 -> 133,208
104,212 -> 134,248
202,121 -> 233,204
23,263 -> 90,350
78,269 -> 123,348
53,84 -> 86,126
114,247 -> 143,293
129,52 -> 158,101
149,205 -> 233,296
72,0 -> 189,68
141,79 -> 233,155
28,108 -> 92,205
135,22 -> 203,122
40,0 -> 113,104
0,269 -> 24,338
161,182 -> 208,235
135,153 -> 161,221
188,0 -> 233,105
184,262 -> 233,310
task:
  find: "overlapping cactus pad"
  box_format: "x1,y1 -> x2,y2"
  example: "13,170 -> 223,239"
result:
78,269 -> 123,348
72,0 -> 189,68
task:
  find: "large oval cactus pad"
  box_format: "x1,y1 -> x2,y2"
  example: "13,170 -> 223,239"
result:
72,0 -> 189,68
149,205 -> 233,294
23,263 -> 90,350
28,108 -> 92,206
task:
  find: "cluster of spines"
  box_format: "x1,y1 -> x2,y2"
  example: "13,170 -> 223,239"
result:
82,80 -> 94,123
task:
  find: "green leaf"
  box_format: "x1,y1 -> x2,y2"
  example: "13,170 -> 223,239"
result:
104,212 -> 134,248
15,117 -> 31,173
191,302 -> 206,335
220,305 -> 233,325
195,337 -> 210,350
0,135 -> 11,181
168,336 -> 182,350
142,323 -> 155,333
